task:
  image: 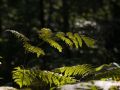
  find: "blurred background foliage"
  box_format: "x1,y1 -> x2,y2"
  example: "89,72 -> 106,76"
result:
0,0 -> 120,86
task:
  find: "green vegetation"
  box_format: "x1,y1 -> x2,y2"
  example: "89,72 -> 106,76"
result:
7,29 -> 95,89
0,0 -> 120,90
4,29 -> 120,89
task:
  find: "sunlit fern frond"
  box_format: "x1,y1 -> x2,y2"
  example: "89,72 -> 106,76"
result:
12,67 -> 33,88
23,42 -> 45,57
44,38 -> 62,52
74,33 -> 82,47
80,35 -> 95,48
39,28 -> 62,52
53,64 -> 93,78
6,30 -> 29,42
66,32 -> 79,48
37,70 -> 76,87
12,67 -> 76,88
39,28 -> 53,38
56,32 -> 73,48
94,68 -> 120,81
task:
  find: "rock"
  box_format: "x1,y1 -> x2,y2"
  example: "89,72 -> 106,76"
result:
0,86 -> 17,90
59,80 -> 120,90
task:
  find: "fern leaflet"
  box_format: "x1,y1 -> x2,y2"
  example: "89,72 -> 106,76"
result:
80,35 -> 95,48
66,32 -> 79,48
23,43 -> 45,57
53,64 -> 93,77
74,33 -> 82,47
56,32 -> 73,48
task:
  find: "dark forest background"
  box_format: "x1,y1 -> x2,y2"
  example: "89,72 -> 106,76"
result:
0,0 -> 120,86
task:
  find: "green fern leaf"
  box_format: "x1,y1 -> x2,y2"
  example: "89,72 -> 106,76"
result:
66,32 -> 79,48
53,64 -> 93,77
37,70 -> 76,87
39,28 -> 62,52
94,68 -> 120,81
6,30 -> 29,42
74,33 -> 82,47
12,67 -> 33,88
45,38 -> 62,52
80,35 -> 95,48
56,32 -> 73,47
12,67 -> 76,88
23,43 -> 45,57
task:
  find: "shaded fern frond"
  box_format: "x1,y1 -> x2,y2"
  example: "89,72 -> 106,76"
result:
66,32 -> 79,48
94,68 -> 120,81
80,35 -> 95,48
23,43 -> 45,57
12,67 -> 76,88
53,64 -> 93,77
56,32 -> 73,47
74,33 -> 82,47
6,30 -> 29,42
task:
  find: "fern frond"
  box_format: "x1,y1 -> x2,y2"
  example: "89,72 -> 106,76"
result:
53,64 -> 93,77
6,30 -> 29,42
80,35 -> 95,48
66,32 -> 79,48
12,67 -> 76,88
56,32 -> 73,47
39,28 -> 62,52
74,33 -> 82,47
23,42 -> 45,57
94,68 -> 120,81
38,70 -> 76,87
12,67 -> 33,88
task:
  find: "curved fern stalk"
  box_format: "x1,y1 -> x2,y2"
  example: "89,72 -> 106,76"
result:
66,32 -> 79,48
80,35 -> 96,48
23,42 -> 45,57
56,32 -> 73,48
6,30 -> 29,42
39,28 -> 62,52
53,64 -> 93,78
12,67 -> 76,88
74,33 -> 82,47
